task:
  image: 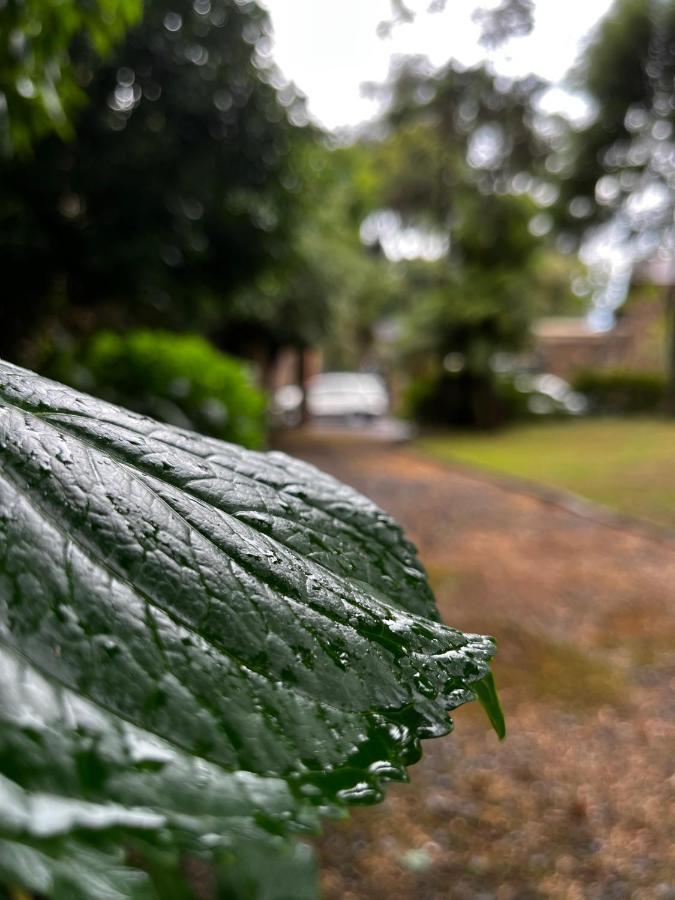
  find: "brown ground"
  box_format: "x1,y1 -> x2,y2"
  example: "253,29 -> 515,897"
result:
275,431 -> 675,900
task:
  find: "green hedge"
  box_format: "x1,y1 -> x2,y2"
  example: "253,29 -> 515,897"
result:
404,369 -> 571,429
403,370 -> 504,429
572,369 -> 666,415
45,330 -> 267,448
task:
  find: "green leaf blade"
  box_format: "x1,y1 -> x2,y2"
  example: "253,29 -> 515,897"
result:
0,360 -> 502,897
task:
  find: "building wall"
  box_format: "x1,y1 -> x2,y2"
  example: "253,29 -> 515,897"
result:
533,294 -> 665,380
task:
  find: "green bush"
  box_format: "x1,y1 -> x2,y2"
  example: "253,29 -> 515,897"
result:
404,370 -> 510,430
403,369 -> 574,429
572,369 -> 666,415
45,330 -> 267,449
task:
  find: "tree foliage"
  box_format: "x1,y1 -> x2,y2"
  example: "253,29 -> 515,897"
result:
0,0 -> 142,154
557,0 -> 675,258
370,57 -> 545,207
0,0 -> 311,365
377,0 -> 535,46
351,58 -> 551,422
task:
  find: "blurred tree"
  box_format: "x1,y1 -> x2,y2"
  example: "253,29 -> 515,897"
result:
556,0 -> 675,406
393,192 -> 544,426
399,251 -> 533,372
0,0 -> 141,154
378,0 -> 535,46
473,0 -> 535,48
0,0 -> 311,366
528,249 -> 588,317
221,139 -> 401,383
294,143 -> 402,372
557,0 -> 675,247
356,58 -> 551,424
366,56 -> 544,197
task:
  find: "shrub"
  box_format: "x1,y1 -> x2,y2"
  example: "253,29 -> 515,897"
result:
403,369 -> 577,429
572,369 -> 667,415
0,360 -> 503,899
45,330 -> 267,449
404,370 -> 510,429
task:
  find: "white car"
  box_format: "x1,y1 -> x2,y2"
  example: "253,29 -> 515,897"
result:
307,372 -> 389,419
274,372 -> 389,424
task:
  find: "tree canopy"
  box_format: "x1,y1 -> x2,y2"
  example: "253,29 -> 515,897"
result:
0,0 -> 142,154
356,60 -> 550,370
557,0 -> 675,262
0,0 -> 311,364
0,0 -> 597,428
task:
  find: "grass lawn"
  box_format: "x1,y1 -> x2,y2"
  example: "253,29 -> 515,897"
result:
418,417 -> 675,529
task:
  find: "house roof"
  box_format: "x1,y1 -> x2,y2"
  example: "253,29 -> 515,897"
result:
532,317 -> 599,340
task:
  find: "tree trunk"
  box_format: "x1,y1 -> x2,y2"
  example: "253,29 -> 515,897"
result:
296,344 -> 309,425
664,283 -> 675,416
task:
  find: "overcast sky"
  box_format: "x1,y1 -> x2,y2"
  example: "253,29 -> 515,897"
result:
260,0 -> 615,130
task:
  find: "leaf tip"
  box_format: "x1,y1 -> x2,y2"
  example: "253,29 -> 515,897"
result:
474,671 -> 506,740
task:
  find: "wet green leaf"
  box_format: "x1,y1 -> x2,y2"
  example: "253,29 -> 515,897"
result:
0,360 -> 501,898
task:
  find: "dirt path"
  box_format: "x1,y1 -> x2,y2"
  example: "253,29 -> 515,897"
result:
276,432 -> 675,900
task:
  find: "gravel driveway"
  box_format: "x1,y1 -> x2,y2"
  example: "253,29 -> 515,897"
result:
276,432 -> 675,900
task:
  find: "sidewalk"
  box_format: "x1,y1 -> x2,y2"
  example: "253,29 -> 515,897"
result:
277,431 -> 675,900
